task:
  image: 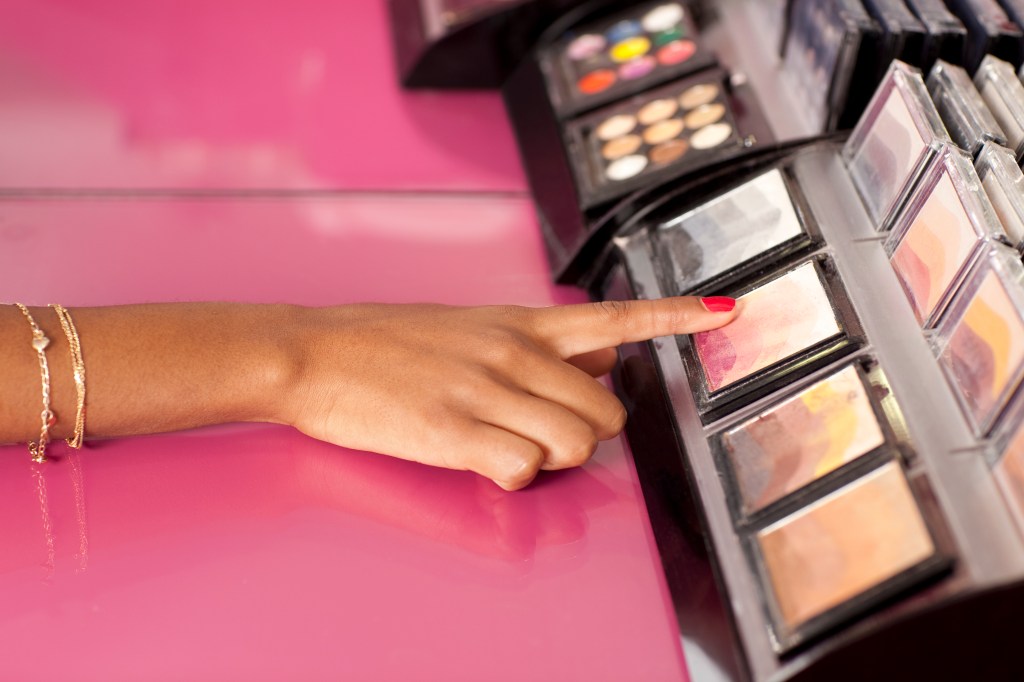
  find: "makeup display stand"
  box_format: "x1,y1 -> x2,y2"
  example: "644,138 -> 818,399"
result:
593,59 -> 1024,679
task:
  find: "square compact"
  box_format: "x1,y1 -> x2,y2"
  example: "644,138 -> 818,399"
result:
974,54 -> 1024,162
944,0 -> 1024,72
749,460 -> 945,652
842,60 -> 950,231
903,0 -> 968,73
713,359 -> 905,522
886,144 -> 1007,328
976,142 -> 1024,252
541,1 -> 716,119
934,246 -> 1024,437
783,0 -> 880,133
655,166 -> 816,295
566,68 -> 752,209
926,59 -> 1007,159
686,257 -> 861,420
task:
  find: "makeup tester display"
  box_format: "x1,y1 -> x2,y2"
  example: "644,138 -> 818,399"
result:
599,59 -> 1024,679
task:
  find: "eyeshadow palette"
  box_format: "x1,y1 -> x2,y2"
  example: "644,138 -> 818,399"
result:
842,60 -> 950,231
934,247 -> 1024,436
543,1 -> 716,118
904,0 -> 968,73
976,142 -> 1024,251
687,257 -> 859,418
656,167 -> 814,295
567,71 -> 747,205
926,59 -> 1007,159
886,144 -> 1006,328
750,460 -> 942,651
715,362 -> 896,520
974,54 -> 1024,161
944,0 -> 1024,72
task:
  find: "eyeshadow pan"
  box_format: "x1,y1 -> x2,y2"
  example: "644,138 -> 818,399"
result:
595,114 -> 637,140
680,83 -> 719,109
605,154 -> 648,181
578,69 -> 617,95
643,118 -> 685,144
638,98 -> 679,125
757,462 -> 935,631
610,36 -> 652,63
722,365 -> 886,514
619,56 -> 657,80
939,268 -> 1024,433
649,138 -> 689,164
660,168 -> 805,291
642,3 -> 685,32
690,122 -> 734,149
567,34 -> 606,61
657,39 -> 696,65
685,102 -> 726,128
602,134 -> 643,160
889,169 -> 979,325
694,261 -> 842,393
606,20 -> 643,44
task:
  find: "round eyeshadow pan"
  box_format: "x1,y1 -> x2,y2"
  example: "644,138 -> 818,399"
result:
685,102 -> 727,128
638,98 -> 679,125
605,154 -> 649,181
619,55 -> 657,80
643,118 -> 685,145
649,138 -> 689,165
642,3 -> 685,33
606,20 -> 643,44
679,83 -> 720,109
566,33 -> 607,61
654,27 -> 685,46
690,122 -> 734,150
578,69 -> 617,95
658,40 -> 697,66
610,36 -> 652,63
602,134 -> 643,160
595,113 -> 638,140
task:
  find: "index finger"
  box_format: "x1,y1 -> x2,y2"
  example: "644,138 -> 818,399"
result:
529,296 -> 738,359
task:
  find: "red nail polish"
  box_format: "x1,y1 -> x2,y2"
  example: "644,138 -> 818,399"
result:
701,296 -> 736,313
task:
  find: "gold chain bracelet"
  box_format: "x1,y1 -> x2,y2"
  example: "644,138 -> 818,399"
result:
50,304 -> 86,448
15,304 -> 55,463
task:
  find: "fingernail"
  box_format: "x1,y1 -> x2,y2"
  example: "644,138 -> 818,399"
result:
701,296 -> 736,313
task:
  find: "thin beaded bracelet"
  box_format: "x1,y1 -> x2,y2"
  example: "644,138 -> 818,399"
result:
14,303 -> 55,463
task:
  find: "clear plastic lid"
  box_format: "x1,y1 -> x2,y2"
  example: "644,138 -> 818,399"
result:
842,60 -> 951,230
976,141 -> 1024,250
974,54 -> 1024,160
927,59 -> 1007,158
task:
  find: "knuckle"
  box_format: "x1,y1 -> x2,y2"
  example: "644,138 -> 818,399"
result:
596,299 -> 634,324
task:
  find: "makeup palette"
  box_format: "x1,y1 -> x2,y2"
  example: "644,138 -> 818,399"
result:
752,461 -> 940,648
545,1 -> 716,118
716,364 -> 891,518
567,71 -> 746,204
690,259 -> 854,412
656,167 -> 813,295
886,144 -> 1006,328
842,61 -> 950,231
974,54 -> 1024,161
926,59 -> 1007,158
935,247 -> 1024,436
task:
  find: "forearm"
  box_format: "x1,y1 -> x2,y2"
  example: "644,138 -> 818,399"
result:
0,302 -> 297,443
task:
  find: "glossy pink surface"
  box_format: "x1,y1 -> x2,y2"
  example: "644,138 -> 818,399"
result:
0,0 -> 526,192
0,196 -> 688,681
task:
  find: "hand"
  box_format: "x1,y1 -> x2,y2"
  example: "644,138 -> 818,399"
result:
282,297 -> 738,490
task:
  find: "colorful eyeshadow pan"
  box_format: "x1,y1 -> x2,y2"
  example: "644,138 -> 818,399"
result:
694,262 -> 842,393
722,365 -> 886,514
660,169 -> 805,291
889,169 -> 980,326
939,269 -> 1024,433
756,461 -> 935,631
583,78 -> 739,188
555,2 -> 703,105
846,74 -> 931,226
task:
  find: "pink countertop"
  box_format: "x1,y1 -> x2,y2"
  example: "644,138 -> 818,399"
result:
0,0 -> 526,192
0,1 -> 691,679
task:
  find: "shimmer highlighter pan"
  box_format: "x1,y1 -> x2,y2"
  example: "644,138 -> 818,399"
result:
718,364 -> 888,517
935,248 -> 1024,436
753,461 -> 939,649
569,74 -> 742,199
657,168 -> 811,294
887,145 -> 1004,328
693,261 -> 844,396
842,60 -> 949,230
546,1 -> 715,117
